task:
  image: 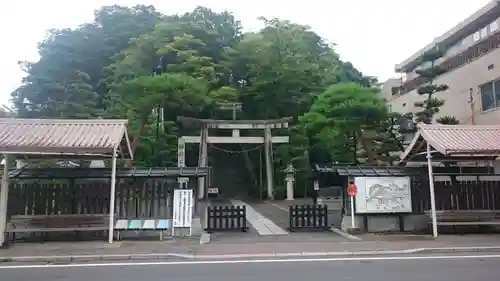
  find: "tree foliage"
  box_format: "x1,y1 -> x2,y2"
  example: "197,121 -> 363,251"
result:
11,4 -> 401,191
409,48 -> 459,125
300,83 -> 400,165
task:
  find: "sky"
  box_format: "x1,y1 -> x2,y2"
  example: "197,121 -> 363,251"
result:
0,0 -> 493,107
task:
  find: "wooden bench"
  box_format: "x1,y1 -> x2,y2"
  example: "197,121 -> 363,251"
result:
7,214 -> 110,234
426,210 -> 500,227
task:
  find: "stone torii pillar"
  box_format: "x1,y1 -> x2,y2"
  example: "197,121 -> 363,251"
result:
177,116 -> 291,200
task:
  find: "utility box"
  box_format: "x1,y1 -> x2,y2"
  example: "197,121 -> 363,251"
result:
317,186 -> 344,228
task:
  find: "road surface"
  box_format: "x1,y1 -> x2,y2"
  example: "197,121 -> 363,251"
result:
1,254 -> 499,281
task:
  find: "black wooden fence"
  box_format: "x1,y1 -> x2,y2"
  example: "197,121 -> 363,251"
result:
411,180 -> 500,213
205,205 -> 247,232
289,204 -> 329,231
7,180 -> 175,219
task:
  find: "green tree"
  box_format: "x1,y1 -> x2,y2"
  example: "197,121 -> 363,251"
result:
108,73 -> 210,166
300,83 -> 391,165
436,116 -> 460,124
12,5 -> 164,118
412,48 -> 459,125
11,4 -> 382,183
413,48 -> 448,124
105,8 -> 241,165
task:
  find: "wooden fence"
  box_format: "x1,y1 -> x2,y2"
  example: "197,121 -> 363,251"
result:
7,179 -> 178,219
411,180 -> 500,213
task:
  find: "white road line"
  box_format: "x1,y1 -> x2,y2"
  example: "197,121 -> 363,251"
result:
1,254 -> 500,269
231,200 -> 288,236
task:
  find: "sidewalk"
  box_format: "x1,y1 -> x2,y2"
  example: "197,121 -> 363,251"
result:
197,238 -> 500,255
0,239 -> 199,260
1,234 -> 500,263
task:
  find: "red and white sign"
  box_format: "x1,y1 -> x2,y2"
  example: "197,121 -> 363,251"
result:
347,183 -> 357,197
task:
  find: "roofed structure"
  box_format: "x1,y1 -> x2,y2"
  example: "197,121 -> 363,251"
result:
399,124 -> 500,163
8,167 -> 209,179
0,119 -> 133,159
315,164 -> 421,177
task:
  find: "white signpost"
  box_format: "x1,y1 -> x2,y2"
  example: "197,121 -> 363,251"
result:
172,189 -> 194,236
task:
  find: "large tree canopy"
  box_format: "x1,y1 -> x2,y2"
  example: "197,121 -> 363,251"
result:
11,4 -> 394,195
299,83 -> 400,165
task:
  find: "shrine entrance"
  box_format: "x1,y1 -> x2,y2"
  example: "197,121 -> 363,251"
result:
177,115 -> 291,200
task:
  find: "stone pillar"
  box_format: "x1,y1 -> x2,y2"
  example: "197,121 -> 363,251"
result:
197,126 -> 208,199
284,163 -> 295,200
0,156 -> 9,247
177,138 -> 188,189
285,180 -> 294,200
313,179 -> 319,204
264,127 -> 274,200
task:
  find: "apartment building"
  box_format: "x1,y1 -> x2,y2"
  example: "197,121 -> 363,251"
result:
383,0 -> 500,125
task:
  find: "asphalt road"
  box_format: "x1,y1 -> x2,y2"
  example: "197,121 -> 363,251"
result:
1,254 -> 499,281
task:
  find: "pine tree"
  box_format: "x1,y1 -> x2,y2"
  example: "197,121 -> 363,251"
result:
436,116 -> 460,124
413,47 -> 449,124
352,112 -> 406,166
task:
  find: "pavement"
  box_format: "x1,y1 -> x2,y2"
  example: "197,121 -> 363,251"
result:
207,199 -> 353,243
2,198 -> 500,264
1,252 -> 500,281
231,199 -> 288,235
2,235 -> 500,263
0,240 -> 199,261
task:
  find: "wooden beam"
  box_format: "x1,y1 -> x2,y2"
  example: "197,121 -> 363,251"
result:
180,136 -> 289,144
177,116 -> 292,129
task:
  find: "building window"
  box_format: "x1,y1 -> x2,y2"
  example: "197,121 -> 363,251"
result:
401,72 -> 407,82
480,27 -> 488,38
473,31 -> 481,41
491,21 -> 499,32
494,80 -> 500,108
480,79 -> 500,111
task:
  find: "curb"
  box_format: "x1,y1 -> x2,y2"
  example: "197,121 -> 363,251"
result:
0,253 -> 194,263
2,246 -> 500,263
199,232 -> 211,244
418,246 -> 500,253
329,227 -> 362,241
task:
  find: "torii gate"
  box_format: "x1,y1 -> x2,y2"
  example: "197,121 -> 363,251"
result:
177,116 -> 292,200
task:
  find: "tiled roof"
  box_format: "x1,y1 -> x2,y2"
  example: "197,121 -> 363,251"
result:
420,124 -> 500,155
314,164 -> 421,176
400,124 -> 500,162
0,119 -> 132,159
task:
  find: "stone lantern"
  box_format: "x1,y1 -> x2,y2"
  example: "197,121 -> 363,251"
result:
283,163 -> 296,200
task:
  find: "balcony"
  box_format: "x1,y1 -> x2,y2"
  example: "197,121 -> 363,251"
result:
394,30 -> 500,95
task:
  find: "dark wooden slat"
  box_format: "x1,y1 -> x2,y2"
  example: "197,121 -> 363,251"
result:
205,205 -> 247,232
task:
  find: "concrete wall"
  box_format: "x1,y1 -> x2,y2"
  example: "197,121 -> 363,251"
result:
341,214 -> 428,233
